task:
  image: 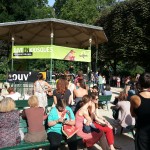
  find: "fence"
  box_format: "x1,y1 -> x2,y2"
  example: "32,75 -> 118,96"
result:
0,80 -> 56,97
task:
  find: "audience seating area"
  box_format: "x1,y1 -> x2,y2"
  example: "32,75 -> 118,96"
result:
1,98 -> 83,150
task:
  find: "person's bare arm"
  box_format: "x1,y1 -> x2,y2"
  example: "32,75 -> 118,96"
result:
83,111 -> 92,126
53,96 -> 57,105
130,95 -> 141,117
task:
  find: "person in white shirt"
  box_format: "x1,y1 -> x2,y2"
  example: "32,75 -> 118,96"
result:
5,87 -> 21,100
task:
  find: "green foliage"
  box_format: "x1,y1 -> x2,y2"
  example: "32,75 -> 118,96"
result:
0,57 -> 10,80
54,0 -> 116,24
0,0 -> 54,22
96,0 -> 150,74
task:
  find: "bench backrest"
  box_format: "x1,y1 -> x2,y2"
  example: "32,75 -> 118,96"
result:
15,100 -> 29,109
15,97 -> 54,110
99,95 -> 112,102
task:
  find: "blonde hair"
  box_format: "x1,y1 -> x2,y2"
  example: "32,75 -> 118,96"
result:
0,97 -> 16,112
28,95 -> 39,107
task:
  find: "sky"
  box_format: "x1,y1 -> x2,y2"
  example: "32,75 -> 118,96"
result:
48,0 -> 55,6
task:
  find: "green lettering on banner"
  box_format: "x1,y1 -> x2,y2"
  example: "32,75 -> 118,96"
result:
12,45 -> 91,62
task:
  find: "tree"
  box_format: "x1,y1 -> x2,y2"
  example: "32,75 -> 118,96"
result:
96,0 -> 150,74
54,0 -> 116,24
0,0 -> 54,22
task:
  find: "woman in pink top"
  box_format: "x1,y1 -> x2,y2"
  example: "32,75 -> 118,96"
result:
22,95 -> 47,143
75,95 -> 109,149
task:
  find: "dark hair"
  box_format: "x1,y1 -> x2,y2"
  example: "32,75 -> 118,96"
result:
90,92 -> 99,108
92,86 -> 99,91
7,87 -> 15,93
90,92 -> 98,100
105,84 -> 111,91
37,73 -> 43,80
77,79 -> 86,89
56,99 -> 66,111
138,73 -> 150,89
79,95 -> 91,107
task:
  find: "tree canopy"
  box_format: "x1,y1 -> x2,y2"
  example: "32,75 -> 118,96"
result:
96,0 -> 150,74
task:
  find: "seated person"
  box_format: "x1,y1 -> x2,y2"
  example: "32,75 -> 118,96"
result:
75,95 -> 109,150
5,87 -> 21,100
102,84 -> 112,96
47,98 -> 77,150
111,92 -> 135,128
22,95 -> 47,143
90,92 -> 120,150
0,97 -> 21,148
88,85 -> 99,95
127,84 -> 136,101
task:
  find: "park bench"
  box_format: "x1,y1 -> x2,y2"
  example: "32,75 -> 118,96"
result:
15,97 -> 54,110
1,97 -> 83,150
1,117 -> 83,150
98,95 -> 112,110
120,125 -> 136,139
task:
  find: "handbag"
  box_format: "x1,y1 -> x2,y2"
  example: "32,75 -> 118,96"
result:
83,123 -> 100,133
62,110 -> 78,139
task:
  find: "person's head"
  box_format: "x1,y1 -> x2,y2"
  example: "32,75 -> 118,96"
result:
77,79 -> 86,89
65,74 -> 71,82
56,78 -> 68,94
105,84 -> 111,91
0,97 -> 16,112
4,82 -> 10,89
80,95 -> 92,108
77,70 -> 83,77
56,99 -> 66,112
92,86 -> 99,93
7,87 -> 15,94
37,73 -> 43,80
28,95 -> 39,107
91,92 -> 99,108
138,72 -> 150,90
118,91 -> 127,101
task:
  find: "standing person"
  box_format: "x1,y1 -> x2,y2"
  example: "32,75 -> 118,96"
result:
53,78 -> 72,106
0,97 -> 21,148
74,70 -> 84,85
130,73 -> 150,150
98,73 -> 103,94
65,75 -> 76,105
75,95 -> 109,150
34,73 -> 52,109
117,76 -> 121,88
22,95 -> 47,143
47,98 -> 77,150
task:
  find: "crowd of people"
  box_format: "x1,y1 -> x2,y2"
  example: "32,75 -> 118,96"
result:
0,71 -> 150,150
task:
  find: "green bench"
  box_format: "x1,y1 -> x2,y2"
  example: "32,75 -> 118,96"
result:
15,97 -> 54,110
1,98 -> 83,150
120,125 -> 136,139
98,95 -> 112,110
1,112 -> 83,150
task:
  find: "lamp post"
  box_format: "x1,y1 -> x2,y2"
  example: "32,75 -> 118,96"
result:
50,32 -> 54,82
89,37 -> 92,72
11,36 -> 15,71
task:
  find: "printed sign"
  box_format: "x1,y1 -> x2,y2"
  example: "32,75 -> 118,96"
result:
12,45 -> 91,62
7,71 -> 47,82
